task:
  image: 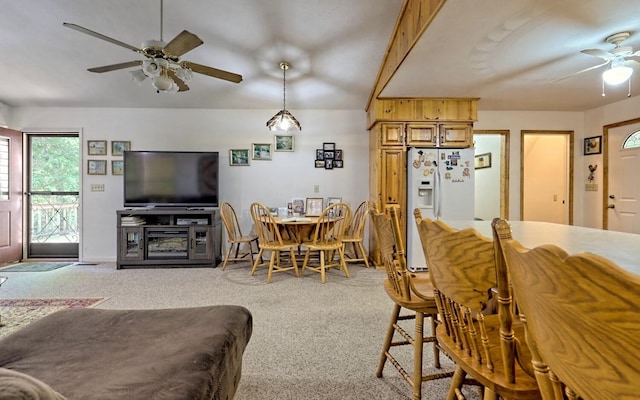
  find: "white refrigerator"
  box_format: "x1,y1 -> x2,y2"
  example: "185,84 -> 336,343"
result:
406,147 -> 475,270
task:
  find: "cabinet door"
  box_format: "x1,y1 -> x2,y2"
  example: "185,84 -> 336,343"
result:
380,123 -> 405,146
406,123 -> 437,146
120,227 -> 144,261
380,149 -> 406,236
439,123 -> 473,147
190,227 -> 213,260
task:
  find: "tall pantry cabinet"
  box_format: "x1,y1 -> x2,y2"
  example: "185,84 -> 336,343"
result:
367,98 -> 478,265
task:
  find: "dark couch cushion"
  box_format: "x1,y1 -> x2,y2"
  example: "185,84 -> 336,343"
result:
0,305 -> 252,400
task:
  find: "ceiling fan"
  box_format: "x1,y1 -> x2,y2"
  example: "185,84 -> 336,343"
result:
554,32 -> 640,85
63,0 -> 242,93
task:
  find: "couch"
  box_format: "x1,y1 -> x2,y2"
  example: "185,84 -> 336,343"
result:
0,305 -> 253,400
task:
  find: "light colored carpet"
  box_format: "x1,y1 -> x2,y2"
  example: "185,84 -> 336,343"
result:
0,261 -> 481,399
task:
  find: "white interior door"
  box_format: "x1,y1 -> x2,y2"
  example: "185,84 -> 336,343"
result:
608,123 -> 640,233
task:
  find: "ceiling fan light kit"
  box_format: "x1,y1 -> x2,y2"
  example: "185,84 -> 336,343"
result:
267,62 -> 301,131
602,63 -> 633,85
63,0 -> 242,94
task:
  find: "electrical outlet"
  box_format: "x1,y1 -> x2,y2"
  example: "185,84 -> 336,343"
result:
90,184 -> 105,192
314,185 -> 319,193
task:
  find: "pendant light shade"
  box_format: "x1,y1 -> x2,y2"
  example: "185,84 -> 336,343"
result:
267,62 -> 301,131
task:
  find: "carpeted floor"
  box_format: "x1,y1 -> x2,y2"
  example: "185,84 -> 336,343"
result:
0,262 -> 74,272
0,261 -> 482,399
0,298 -> 106,338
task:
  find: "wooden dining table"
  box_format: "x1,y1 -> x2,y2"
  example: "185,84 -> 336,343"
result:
445,220 -> 640,277
272,216 -> 320,245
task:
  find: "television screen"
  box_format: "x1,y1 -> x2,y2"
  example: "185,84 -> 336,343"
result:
124,151 -> 219,207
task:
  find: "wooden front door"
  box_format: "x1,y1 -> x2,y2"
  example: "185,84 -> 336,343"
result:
0,127 -> 23,263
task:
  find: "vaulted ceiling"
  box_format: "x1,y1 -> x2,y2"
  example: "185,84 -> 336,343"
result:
1,0 -> 639,112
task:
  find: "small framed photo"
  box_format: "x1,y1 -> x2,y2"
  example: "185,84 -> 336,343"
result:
291,198 -> 305,215
305,197 -> 324,217
87,160 -> 107,175
315,160 -> 325,168
87,140 -> 107,155
252,143 -> 272,160
316,149 -> 324,160
111,160 -> 124,175
274,135 -> 294,152
111,140 -> 131,156
334,149 -> 343,161
327,197 -> 342,206
323,142 -> 335,151
324,159 -> 334,169
334,160 -> 343,168
230,149 -> 250,166
475,152 -> 492,169
584,135 -> 602,155
323,151 -> 334,159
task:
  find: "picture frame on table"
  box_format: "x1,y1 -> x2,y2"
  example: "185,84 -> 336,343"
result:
87,160 -> 107,175
322,142 -> 335,151
274,135 -> 294,152
111,140 -> 131,156
305,197 -> 324,217
111,160 -> 124,175
87,140 -> 107,156
327,197 -> 342,207
584,135 -> 602,155
229,149 -> 250,166
252,143 -> 272,160
474,152 -> 492,169
291,198 -> 305,215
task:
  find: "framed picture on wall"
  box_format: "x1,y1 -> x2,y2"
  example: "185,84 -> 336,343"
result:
274,135 -> 294,152
87,160 -> 107,175
584,135 -> 602,155
229,149 -> 250,166
111,140 -> 131,156
87,140 -> 107,155
111,160 -> 124,175
475,152 -> 492,169
251,143 -> 272,160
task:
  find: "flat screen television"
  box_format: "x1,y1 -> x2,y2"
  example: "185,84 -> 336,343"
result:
124,151 -> 219,208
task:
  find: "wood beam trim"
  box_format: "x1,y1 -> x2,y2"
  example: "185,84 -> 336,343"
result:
365,0 -> 447,111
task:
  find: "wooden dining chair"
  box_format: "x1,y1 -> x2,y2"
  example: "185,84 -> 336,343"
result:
342,200 -> 371,268
219,202 -> 260,270
301,202 -> 351,283
249,202 -> 299,283
370,206 -> 452,400
494,218 -> 640,400
414,210 -> 540,400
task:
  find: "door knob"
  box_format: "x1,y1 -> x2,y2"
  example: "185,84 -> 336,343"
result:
609,194 -> 616,199
607,204 -> 615,209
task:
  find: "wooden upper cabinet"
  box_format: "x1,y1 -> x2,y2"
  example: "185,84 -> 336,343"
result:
439,123 -> 473,147
406,123 -> 437,146
380,123 -> 405,146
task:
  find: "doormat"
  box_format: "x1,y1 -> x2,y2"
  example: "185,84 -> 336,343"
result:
0,298 -> 107,338
0,262 -> 74,272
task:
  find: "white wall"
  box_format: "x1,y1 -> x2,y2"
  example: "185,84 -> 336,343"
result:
473,134 -> 502,221
10,107 -> 370,263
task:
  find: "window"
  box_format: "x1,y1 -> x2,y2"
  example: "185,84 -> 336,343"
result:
622,130 -> 640,149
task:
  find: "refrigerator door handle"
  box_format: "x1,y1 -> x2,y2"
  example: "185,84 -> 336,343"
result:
434,163 -> 442,218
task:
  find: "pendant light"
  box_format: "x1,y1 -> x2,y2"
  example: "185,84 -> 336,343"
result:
266,62 -> 301,131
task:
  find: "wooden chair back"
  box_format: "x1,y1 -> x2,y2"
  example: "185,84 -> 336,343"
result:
415,211 -> 539,399
220,202 -> 244,241
369,205 -> 412,301
495,218 -> 640,400
249,202 -> 285,246
307,202 -> 351,249
345,200 -> 369,239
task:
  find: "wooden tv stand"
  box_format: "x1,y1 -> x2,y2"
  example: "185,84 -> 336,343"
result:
116,208 -> 222,269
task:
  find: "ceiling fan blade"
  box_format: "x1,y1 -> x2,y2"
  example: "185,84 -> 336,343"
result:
626,59 -> 640,69
581,48 -> 615,60
63,22 -> 141,53
87,60 -> 143,73
182,61 -> 243,83
552,60 -> 611,83
163,30 -> 203,58
166,70 -> 190,92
